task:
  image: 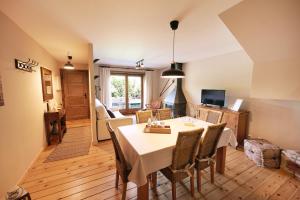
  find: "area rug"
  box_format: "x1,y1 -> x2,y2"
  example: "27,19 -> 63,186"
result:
45,126 -> 91,162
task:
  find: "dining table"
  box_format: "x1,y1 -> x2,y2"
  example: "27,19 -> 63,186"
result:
116,116 -> 237,200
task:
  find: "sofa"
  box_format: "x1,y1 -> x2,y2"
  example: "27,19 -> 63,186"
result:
96,99 -> 133,140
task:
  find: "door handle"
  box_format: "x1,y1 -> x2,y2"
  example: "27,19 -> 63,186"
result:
84,93 -> 87,98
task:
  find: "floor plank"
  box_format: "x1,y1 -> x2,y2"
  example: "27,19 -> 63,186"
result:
20,126 -> 300,200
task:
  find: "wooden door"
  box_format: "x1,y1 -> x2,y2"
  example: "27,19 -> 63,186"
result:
62,70 -> 90,120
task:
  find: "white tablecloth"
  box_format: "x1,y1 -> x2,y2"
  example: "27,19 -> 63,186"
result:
117,117 -> 237,187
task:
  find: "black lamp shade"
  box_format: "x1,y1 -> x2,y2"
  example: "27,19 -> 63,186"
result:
161,63 -> 185,78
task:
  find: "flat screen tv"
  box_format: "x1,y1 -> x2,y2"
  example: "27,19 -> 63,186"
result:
201,89 -> 225,107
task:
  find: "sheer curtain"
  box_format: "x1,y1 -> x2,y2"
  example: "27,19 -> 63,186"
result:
144,71 -> 153,107
99,68 -> 111,107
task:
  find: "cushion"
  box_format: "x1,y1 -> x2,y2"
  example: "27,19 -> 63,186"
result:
106,108 -> 116,118
95,99 -> 110,120
113,111 -> 126,118
101,104 -> 115,118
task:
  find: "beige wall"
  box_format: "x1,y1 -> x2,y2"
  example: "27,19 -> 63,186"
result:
182,50 -> 300,149
183,51 -> 253,106
0,11 -> 61,197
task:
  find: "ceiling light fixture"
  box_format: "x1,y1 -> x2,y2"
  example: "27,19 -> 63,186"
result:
136,59 -> 144,69
63,53 -> 74,70
161,20 -> 185,78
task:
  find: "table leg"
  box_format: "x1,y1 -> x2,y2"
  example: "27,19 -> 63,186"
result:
216,146 -> 226,174
137,179 -> 149,200
150,172 -> 157,191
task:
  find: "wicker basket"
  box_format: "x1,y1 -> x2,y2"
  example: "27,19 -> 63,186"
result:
281,150 -> 300,179
244,138 -> 281,168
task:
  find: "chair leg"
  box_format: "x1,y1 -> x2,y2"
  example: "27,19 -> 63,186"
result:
115,169 -> 119,188
190,174 -> 195,197
122,182 -> 127,200
172,180 -> 176,200
210,162 -> 215,184
197,169 -> 201,192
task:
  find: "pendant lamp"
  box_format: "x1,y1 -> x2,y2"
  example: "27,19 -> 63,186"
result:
63,55 -> 74,70
161,20 -> 185,78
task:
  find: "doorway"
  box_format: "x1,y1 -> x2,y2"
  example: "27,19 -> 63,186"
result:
61,70 -> 90,120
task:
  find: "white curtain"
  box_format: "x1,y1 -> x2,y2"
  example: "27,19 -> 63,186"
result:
99,68 -> 111,107
144,71 -> 153,107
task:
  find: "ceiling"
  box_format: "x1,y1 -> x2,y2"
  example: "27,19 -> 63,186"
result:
0,0 -> 243,68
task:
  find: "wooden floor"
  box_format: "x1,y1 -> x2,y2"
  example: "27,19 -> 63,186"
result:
66,118 -> 91,129
20,126 -> 300,200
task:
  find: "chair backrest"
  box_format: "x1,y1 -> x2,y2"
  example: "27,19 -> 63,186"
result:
136,110 -> 153,123
196,108 -> 209,121
157,108 -> 172,120
172,128 -> 204,170
206,110 -> 223,124
197,123 -> 227,159
106,122 -> 128,170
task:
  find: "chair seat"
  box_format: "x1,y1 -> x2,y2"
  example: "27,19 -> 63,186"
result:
195,159 -> 210,170
160,166 -> 194,182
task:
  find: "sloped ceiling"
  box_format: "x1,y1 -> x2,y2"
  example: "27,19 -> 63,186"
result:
220,0 -> 300,100
220,0 -> 300,63
0,0 -> 242,68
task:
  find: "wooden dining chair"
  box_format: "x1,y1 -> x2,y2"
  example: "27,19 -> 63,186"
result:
157,108 -> 172,120
196,108 -> 223,124
160,128 -> 204,200
195,123 -> 227,192
206,110 -> 223,124
106,122 -> 131,200
196,108 -> 209,121
136,110 -> 153,123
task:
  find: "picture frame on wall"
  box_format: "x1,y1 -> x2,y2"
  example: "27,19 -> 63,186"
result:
40,67 -> 53,101
0,74 -> 4,106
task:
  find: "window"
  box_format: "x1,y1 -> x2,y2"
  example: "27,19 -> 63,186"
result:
110,73 -> 143,113
110,75 -> 126,109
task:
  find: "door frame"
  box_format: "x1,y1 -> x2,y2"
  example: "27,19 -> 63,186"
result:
61,69 -> 90,120
110,71 -> 144,115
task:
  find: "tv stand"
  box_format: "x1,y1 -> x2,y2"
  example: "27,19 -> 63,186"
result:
197,105 -> 249,147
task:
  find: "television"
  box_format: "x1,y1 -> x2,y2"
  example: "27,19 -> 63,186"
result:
201,89 -> 225,107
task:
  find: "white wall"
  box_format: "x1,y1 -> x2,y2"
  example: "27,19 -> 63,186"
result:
0,11 -> 61,197
182,50 -> 300,149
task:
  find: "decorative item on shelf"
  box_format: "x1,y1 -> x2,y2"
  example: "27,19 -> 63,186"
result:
63,52 -> 74,70
159,79 -> 175,97
161,20 -> 185,79
135,59 -> 144,69
40,67 -> 53,101
230,99 -> 244,111
15,58 -> 39,72
0,74 -> 4,106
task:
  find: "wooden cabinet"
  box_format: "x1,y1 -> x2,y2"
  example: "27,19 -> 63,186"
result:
197,105 -> 249,147
44,110 -> 67,145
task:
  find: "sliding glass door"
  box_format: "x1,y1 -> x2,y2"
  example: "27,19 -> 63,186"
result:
110,73 -> 143,113
110,75 -> 126,109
